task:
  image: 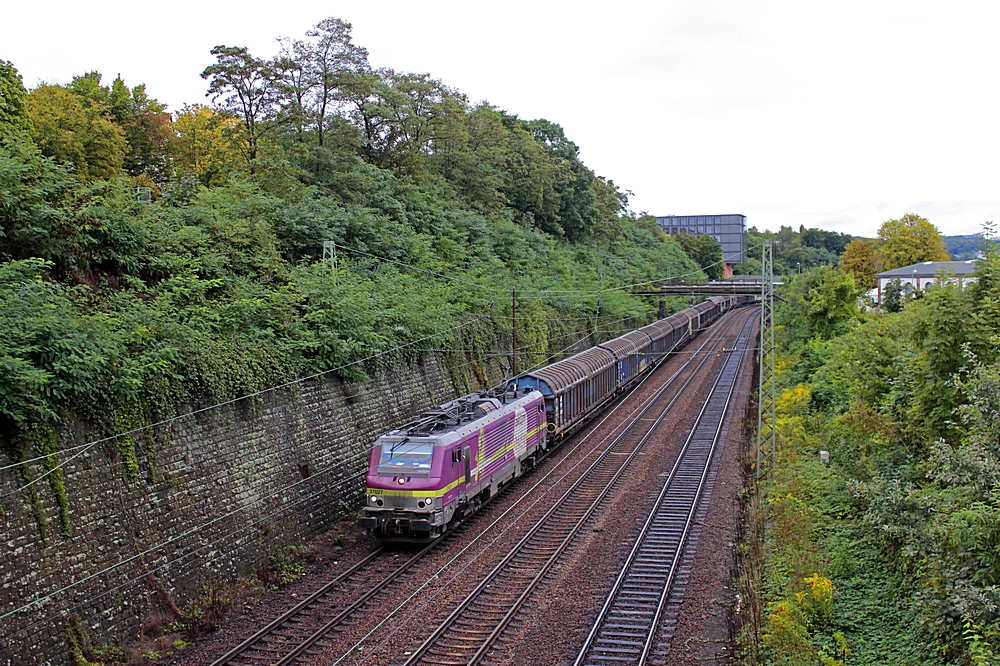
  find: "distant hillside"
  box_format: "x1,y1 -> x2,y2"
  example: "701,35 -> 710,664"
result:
944,234 -> 984,260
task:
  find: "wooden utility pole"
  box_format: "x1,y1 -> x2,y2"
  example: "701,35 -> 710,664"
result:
511,287 -> 517,377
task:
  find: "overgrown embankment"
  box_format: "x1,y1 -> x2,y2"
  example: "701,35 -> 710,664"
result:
736,258 -> 1000,665
0,21 -> 715,662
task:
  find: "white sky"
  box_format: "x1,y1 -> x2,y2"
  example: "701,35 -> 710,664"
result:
4,0 -> 998,237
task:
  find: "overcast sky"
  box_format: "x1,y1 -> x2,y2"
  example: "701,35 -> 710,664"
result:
4,0 -> 998,237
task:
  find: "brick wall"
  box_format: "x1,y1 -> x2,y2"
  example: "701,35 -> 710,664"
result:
0,354 -> 474,665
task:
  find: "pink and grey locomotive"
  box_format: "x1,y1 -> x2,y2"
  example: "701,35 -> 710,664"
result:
357,389 -> 547,540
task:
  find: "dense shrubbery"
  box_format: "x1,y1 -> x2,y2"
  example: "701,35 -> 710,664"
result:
0,28 -> 701,462
756,239 -> 1000,664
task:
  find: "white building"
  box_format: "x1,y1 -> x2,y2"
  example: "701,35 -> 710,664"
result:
874,260 -> 977,302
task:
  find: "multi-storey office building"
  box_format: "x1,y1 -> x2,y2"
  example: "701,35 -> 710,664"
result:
655,214 -> 748,276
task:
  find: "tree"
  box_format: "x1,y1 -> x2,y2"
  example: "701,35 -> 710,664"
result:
107,77 -> 173,183
800,225 -> 852,255
0,60 -> 32,133
782,266 -> 861,343
302,17 -> 368,148
26,85 -> 126,181
341,67 -> 456,173
840,238 -> 878,291
673,231 -> 723,280
170,104 -> 243,187
882,278 -> 902,312
875,213 -> 949,271
202,46 -> 282,170
427,102 -> 512,212
523,118 -> 599,240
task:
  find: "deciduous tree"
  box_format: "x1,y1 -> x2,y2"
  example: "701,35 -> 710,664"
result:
782,266 -> 861,342
107,77 -> 173,183
0,60 -> 32,133
840,238 -> 878,291
170,104 -> 243,186
26,85 -> 126,181
875,213 -> 949,271
525,119 -> 599,241
673,231 -> 723,280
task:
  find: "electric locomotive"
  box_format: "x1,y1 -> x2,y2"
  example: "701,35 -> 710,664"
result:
358,295 -> 748,542
357,388 -> 546,541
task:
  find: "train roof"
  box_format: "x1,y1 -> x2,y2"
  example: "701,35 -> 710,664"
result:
518,345 -> 617,393
598,330 -> 653,358
637,318 -> 676,342
379,390 -> 541,444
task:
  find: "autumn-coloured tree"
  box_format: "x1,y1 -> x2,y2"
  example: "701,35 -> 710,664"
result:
840,238 -> 878,290
170,104 -> 243,186
875,213 -> 949,271
26,84 -> 126,181
107,77 -> 173,183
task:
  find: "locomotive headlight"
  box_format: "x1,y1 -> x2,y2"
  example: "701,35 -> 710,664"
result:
424,497 -> 434,506
369,495 -> 378,503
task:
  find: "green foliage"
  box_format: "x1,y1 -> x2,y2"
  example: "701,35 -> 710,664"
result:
0,28 -> 706,555
882,278 -> 902,312
735,224 -> 852,276
945,234 -> 987,261
0,60 -> 32,133
779,266 -> 861,346
0,132 -> 77,265
759,228 -> 1000,663
107,76 -> 173,183
673,231 -> 723,280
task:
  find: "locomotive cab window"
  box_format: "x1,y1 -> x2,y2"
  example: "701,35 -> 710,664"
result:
377,440 -> 434,476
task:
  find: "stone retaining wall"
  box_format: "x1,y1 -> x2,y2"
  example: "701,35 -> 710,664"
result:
0,354 -> 470,665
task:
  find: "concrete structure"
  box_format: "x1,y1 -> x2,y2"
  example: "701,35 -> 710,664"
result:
655,214 -> 747,277
875,260 -> 978,302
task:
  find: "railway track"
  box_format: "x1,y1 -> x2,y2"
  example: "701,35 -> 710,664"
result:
398,309 -> 755,666
206,545 -> 434,666
205,309 -> 750,666
573,311 -> 758,666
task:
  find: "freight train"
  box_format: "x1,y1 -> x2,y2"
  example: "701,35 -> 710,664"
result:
357,295 -> 745,541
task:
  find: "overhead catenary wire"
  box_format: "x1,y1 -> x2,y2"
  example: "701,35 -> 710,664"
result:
0,322 -> 623,639
0,312 -> 643,478
0,443 -> 366,629
0,313 -> 493,499
1,300 -> 750,642
321,237 -> 768,299
0,311 -> 648,478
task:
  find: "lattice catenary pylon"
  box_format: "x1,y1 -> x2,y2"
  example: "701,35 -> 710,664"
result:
756,240 -> 776,478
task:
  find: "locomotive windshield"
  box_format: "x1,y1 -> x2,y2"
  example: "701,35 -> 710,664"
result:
377,440 -> 434,476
